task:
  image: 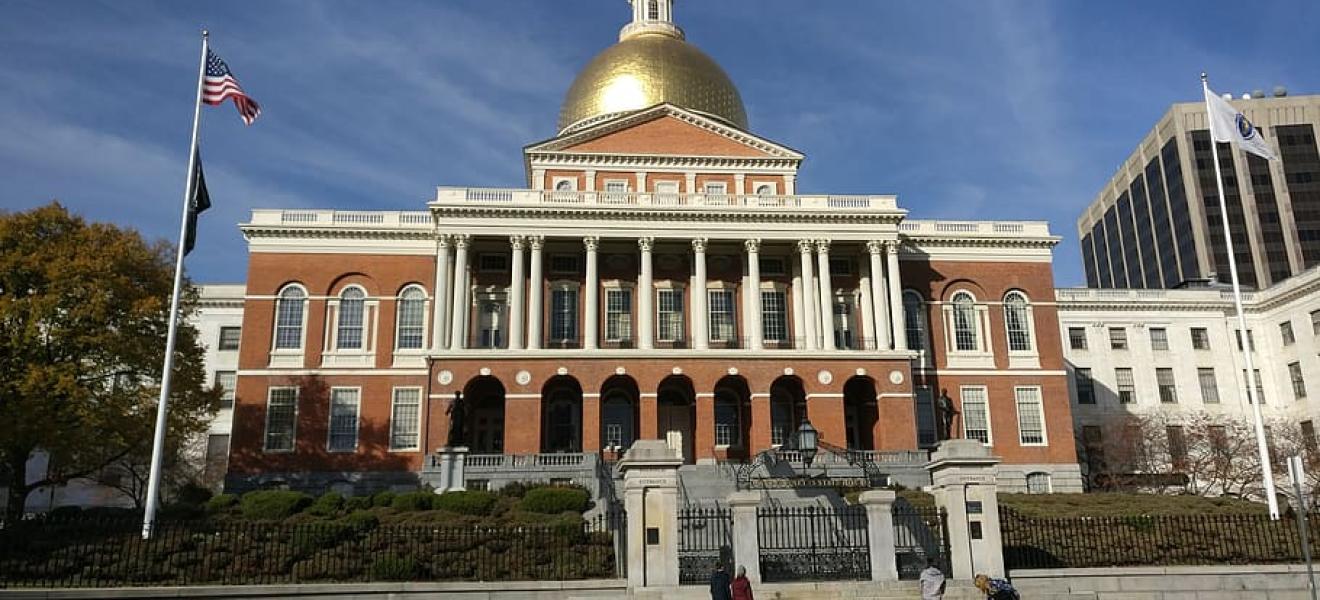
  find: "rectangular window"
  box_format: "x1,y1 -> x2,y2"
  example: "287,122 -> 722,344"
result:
215,371 -> 237,410
390,388 -> 421,451
759,257 -> 787,276
396,292 -> 426,350
604,180 -> 628,193
961,386 -> 991,444
218,326 -> 242,351
328,388 -> 360,452
1199,368 -> 1220,403
1243,369 -> 1265,404
1156,368 -> 1177,403
708,289 -> 736,343
478,253 -> 508,273
1280,321 -> 1296,346
761,290 -> 787,342
264,387 -> 298,452
1167,426 -> 1188,470
1235,330 -> 1256,352
828,257 -> 852,275
832,298 -> 855,349
1291,362 -> 1307,399
704,182 -> 728,196
605,288 -> 633,342
1015,386 -> 1045,445
550,288 -> 578,343
1115,368 -> 1135,404
1303,420 -> 1318,455
657,288 -> 684,342
478,299 -> 505,349
714,401 -> 738,446
605,423 -> 623,448
1149,328 -> 1169,351
915,387 -> 937,447
654,181 -> 680,195
1109,327 -> 1128,350
550,255 -> 580,274
1068,327 -> 1088,350
1075,368 -> 1095,404
1312,310 -> 1320,337
1190,327 -> 1210,350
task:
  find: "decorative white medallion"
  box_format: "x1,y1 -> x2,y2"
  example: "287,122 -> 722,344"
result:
817,370 -> 833,385
727,367 -> 738,376
437,370 -> 453,385
615,366 -> 627,375
479,367 -> 492,376
783,367 -> 794,376
855,368 -> 867,377
889,370 -> 904,385
557,367 -> 569,376
515,370 -> 532,386
672,367 -> 683,375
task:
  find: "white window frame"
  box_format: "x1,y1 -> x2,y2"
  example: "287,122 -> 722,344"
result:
215,371 -> 237,410
549,281 -> 580,344
393,285 -> 430,353
1149,327 -> 1170,351
334,286 -> 368,350
271,284 -> 309,365
1156,368 -> 1178,403
1190,327 -> 1211,350
1109,327 -> 1128,350
704,182 -> 728,196
1074,368 -> 1095,405
552,177 -> 577,192
323,284 -> 378,367
1025,472 -> 1052,494
1014,386 -> 1047,446
655,281 -> 686,343
1067,326 -> 1088,350
389,387 -> 422,452
753,182 -> 777,196
1116,368 -> 1136,404
707,282 -> 737,344
603,282 -> 634,343
903,290 -> 929,355
473,289 -> 508,349
654,180 -> 680,194
960,385 -> 992,445
1280,321 -> 1295,346
263,386 -> 298,453
760,283 -> 789,344
327,387 -> 361,452
832,292 -> 859,350
713,394 -> 741,448
218,326 -> 242,351
943,291 -> 993,368
1002,290 -> 1039,368
1198,367 -> 1220,404
1290,362 -> 1307,400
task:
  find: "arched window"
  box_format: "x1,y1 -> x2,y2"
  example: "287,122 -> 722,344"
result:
274,285 -> 306,350
395,286 -> 427,350
1004,291 -> 1033,352
336,287 -> 366,350
1025,472 -> 1051,494
951,291 -> 978,351
902,291 -> 927,351
755,184 -> 774,196
555,179 -> 574,191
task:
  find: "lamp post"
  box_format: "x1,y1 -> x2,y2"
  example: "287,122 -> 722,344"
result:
796,418 -> 818,468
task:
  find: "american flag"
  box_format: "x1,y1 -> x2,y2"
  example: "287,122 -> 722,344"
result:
203,49 -> 260,125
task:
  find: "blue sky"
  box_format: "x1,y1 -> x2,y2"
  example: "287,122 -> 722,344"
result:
2,1 -> 1318,287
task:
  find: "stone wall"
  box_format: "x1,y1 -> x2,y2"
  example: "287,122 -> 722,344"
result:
1011,565 -> 1318,599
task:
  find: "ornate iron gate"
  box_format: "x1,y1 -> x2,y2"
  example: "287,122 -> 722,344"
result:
757,505 -> 871,581
893,505 -> 951,579
677,506 -> 733,585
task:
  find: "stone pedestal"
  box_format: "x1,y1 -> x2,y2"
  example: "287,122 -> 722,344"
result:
619,440 -> 683,589
433,446 -> 469,493
859,489 -> 899,581
927,439 -> 1004,579
727,491 -> 762,583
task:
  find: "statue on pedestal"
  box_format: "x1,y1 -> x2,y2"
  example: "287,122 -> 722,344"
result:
445,391 -> 466,448
936,388 -> 958,441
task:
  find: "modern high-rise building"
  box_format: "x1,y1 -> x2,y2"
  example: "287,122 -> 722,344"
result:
1078,92 -> 1320,290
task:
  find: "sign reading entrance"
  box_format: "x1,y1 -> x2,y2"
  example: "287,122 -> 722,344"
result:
750,476 -> 870,490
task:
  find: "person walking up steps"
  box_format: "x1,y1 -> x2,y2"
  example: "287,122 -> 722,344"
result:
709,563 -> 732,600
919,557 -> 946,600
731,565 -> 754,600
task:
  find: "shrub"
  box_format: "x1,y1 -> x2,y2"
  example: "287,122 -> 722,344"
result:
391,491 -> 434,512
344,509 -> 379,530
432,490 -> 497,516
497,481 -> 535,498
307,492 -> 345,517
174,482 -> 214,506
239,490 -> 313,520
344,496 -> 371,511
371,491 -> 397,508
369,555 -> 417,581
520,487 -> 589,514
206,494 -> 239,514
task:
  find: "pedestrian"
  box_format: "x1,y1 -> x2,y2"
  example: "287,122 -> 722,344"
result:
709,563 -> 732,600
731,565 -> 754,600
918,557 -> 946,600
974,573 -> 1020,600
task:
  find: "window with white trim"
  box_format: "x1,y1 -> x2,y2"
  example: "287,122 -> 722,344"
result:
714,394 -> 740,447
1191,327 -> 1210,350
336,287 -> 366,350
264,387 -> 298,452
755,184 -> 775,196
1290,362 -> 1307,400
708,289 -> 735,343
1156,368 -> 1177,403
832,296 -> 856,349
477,297 -> 506,349
1003,291 -> 1033,352
328,388 -> 360,452
1025,472 -> 1051,494
1109,327 -> 1128,350
657,287 -> 684,342
604,180 -> 628,193
654,181 -> 679,195
1149,327 -> 1169,351
761,290 -> 787,342
1198,368 -> 1220,404
903,291 -> 927,351
1015,386 -> 1045,445
960,386 -> 990,444
704,182 -> 728,197
1280,321 -> 1295,346
274,285 -> 307,350
389,388 -> 421,451
554,179 -> 575,192
1067,327 -> 1087,350
218,326 -> 242,351
1116,368 -> 1135,404
951,292 -> 979,351
1074,368 -> 1095,404
605,288 -> 633,342
395,286 -> 427,350
550,287 -> 578,343
1312,310 -> 1320,337
215,371 -> 236,410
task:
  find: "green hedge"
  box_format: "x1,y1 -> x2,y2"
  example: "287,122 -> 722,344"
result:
307,493 -> 345,517
390,491 -> 434,512
371,491 -> 397,508
206,494 -> 239,514
239,491 -> 313,520
433,490 -> 498,516
520,487 -> 589,514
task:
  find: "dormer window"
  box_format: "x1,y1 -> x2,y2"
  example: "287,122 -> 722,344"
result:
647,0 -> 660,21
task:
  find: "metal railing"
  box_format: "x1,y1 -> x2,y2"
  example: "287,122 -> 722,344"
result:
893,505 -> 950,580
426,452 -> 594,471
757,505 -> 870,582
677,506 -> 733,585
0,514 -> 620,588
434,187 -> 900,212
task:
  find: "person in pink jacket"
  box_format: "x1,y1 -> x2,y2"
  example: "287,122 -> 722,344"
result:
731,565 -> 754,600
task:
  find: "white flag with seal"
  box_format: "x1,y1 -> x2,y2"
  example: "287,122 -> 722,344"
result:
1204,86 -> 1277,160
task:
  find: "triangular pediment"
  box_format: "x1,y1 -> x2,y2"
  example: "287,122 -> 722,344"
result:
525,104 -> 804,160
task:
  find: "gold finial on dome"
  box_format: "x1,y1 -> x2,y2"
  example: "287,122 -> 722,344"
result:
556,0 -> 748,134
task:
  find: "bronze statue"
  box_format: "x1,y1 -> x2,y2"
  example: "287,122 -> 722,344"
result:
446,391 -> 467,447
936,388 -> 958,441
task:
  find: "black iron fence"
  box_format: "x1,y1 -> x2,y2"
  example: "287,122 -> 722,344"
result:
892,505 -> 950,580
757,505 -> 870,582
677,506 -> 733,585
0,514 -> 621,588
1001,507 -> 1320,570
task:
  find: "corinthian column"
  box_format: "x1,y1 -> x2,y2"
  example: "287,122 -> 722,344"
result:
885,240 -> 906,351
797,240 -> 818,350
431,235 -> 451,351
692,238 -> 709,350
527,236 -> 545,350
638,237 -> 655,350
865,241 -> 887,350
508,235 -> 526,349
745,239 -> 763,350
816,239 -> 836,351
584,236 -> 600,350
448,234 -> 472,350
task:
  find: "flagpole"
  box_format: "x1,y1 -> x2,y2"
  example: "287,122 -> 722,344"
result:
142,30 -> 209,540
1201,72 -> 1279,519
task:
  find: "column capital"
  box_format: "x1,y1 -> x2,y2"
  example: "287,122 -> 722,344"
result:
866,240 -> 885,255
797,239 -> 814,255
583,236 -> 600,251
734,173 -> 746,181
743,238 -> 761,253
884,239 -> 902,252
638,237 -> 655,252
815,239 -> 831,254
509,234 -> 525,250
527,235 -> 545,250
451,233 -> 472,249
436,233 -> 452,249
691,237 -> 708,253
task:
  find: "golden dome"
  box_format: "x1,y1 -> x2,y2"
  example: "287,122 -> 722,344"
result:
557,32 -> 749,134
